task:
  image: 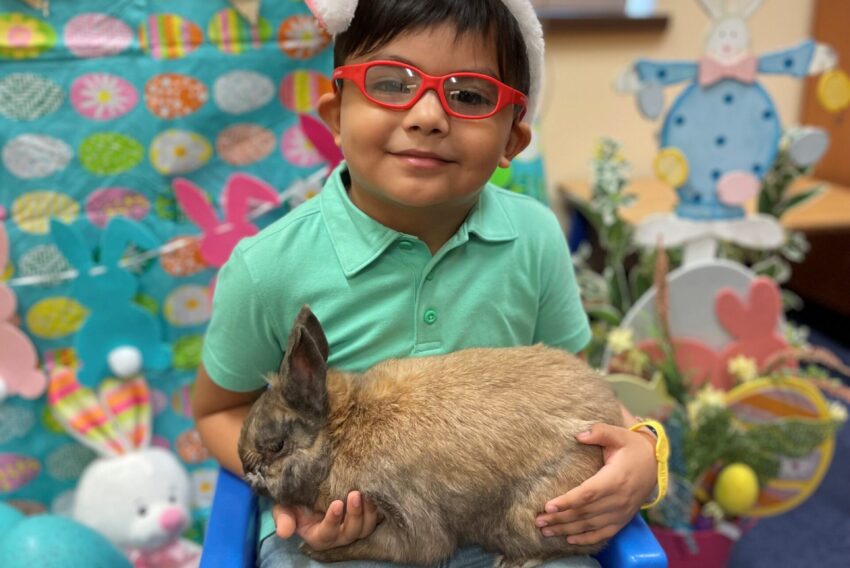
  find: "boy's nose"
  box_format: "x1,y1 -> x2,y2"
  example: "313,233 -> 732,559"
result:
402,89 -> 450,134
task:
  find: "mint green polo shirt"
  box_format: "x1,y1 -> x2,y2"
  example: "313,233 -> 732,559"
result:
201,163 -> 591,541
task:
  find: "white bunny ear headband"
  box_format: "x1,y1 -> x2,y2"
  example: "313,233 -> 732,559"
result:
305,0 -> 545,121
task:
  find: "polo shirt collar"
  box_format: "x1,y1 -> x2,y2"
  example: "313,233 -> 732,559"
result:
321,163 -> 518,278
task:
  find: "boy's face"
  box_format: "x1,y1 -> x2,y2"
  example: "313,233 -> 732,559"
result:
318,23 -> 532,219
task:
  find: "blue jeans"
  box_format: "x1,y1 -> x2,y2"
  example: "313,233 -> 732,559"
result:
258,535 -> 601,568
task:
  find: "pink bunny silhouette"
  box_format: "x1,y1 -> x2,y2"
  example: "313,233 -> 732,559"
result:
0,224 -> 48,400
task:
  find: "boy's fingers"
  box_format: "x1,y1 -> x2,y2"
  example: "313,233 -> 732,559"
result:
541,469 -> 616,514
576,423 -> 628,448
273,505 -> 298,539
565,524 -> 621,546
313,500 -> 345,544
540,512 -> 621,538
339,491 -> 364,542
537,498 -> 621,527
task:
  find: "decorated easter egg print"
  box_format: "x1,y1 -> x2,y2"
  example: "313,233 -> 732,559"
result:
150,130 -> 212,175
164,285 -> 211,326
0,13 -> 57,59
79,132 -> 144,175
0,406 -> 35,444
41,405 -> 66,433
85,188 -> 151,227
151,435 -> 171,451
177,429 -> 209,464
277,14 -> 331,59
145,73 -> 208,119
46,444 -> 97,480
170,383 -> 194,416
2,134 -> 72,179
70,73 -> 138,120
64,13 -> 133,58
0,72 -> 63,121
280,70 -> 332,113
160,236 -> 207,276
26,297 -> 88,339
192,468 -> 218,508
18,245 -> 71,283
41,347 -> 78,374
173,335 -> 203,371
281,123 -> 322,167
150,388 -> 168,415
654,147 -> 690,187
214,70 -> 275,115
217,123 -> 275,166
139,14 -> 203,60
12,191 -> 79,234
818,70 -> 850,114
0,454 -> 40,493
208,8 -> 272,55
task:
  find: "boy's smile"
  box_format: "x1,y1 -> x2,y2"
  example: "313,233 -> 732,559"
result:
318,23 -> 531,252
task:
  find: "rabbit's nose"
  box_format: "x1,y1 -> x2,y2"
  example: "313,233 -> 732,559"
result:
159,507 -> 187,533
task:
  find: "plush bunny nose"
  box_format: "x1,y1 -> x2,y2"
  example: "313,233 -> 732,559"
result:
159,507 -> 187,533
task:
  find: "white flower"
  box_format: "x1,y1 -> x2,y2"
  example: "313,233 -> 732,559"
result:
728,355 -> 758,382
607,328 -> 634,355
687,386 -> 727,425
829,401 -> 848,423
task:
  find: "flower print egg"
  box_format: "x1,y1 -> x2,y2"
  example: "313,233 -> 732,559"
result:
214,70 -> 275,115
207,8 -> 272,55
139,14 -> 203,60
281,123 -> 322,167
160,236 -> 207,276
2,134 -> 72,179
145,73 -> 208,119
85,188 -> 151,227
79,132 -> 144,175
217,124 -> 275,166
164,285 -> 211,326
12,191 -> 79,234
0,13 -> 57,59
64,13 -> 132,58
0,454 -> 40,493
192,469 -> 218,508
277,14 -> 331,60
0,73 -> 63,121
176,429 -> 209,464
71,73 -> 138,120
26,297 -> 88,339
279,70 -> 332,113
150,130 -> 212,175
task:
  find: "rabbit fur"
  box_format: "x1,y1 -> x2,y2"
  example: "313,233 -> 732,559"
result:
239,306 -> 623,566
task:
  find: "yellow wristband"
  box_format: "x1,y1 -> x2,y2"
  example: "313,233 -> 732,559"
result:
630,419 -> 669,509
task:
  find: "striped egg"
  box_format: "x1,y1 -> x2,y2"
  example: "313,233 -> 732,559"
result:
145,73 -> 208,119
0,73 -> 63,121
79,132 -> 144,175
64,13 -> 133,58
277,14 -> 331,60
138,14 -> 203,60
85,188 -> 151,227
279,70 -> 332,113
25,297 -> 88,339
207,8 -> 272,55
2,134 -> 72,179
150,130 -> 212,175
214,70 -> 274,115
12,191 -> 79,234
0,454 -> 40,493
0,13 -> 57,59
217,123 -> 275,166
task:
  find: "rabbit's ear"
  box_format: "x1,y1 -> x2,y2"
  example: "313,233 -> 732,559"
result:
47,368 -> 131,457
173,178 -> 221,232
291,305 -> 329,362
222,173 -> 280,224
697,0 -> 724,19
281,315 -> 329,420
99,377 -> 151,450
50,219 -> 93,273
100,217 -> 159,268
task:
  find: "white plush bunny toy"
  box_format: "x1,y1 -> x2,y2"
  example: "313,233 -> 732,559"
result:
47,368 -> 201,568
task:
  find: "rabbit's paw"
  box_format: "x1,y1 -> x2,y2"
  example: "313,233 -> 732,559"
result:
492,556 -> 543,568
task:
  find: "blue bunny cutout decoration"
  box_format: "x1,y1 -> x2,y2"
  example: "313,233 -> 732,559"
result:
49,217 -> 171,387
617,0 -> 836,221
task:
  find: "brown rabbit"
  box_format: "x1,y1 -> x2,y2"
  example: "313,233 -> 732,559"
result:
239,306 -> 624,567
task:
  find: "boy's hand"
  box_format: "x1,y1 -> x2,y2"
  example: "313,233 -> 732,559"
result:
535,424 -> 657,545
273,491 -> 381,551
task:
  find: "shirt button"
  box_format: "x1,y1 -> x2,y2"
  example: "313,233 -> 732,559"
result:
423,309 -> 438,325
398,240 -> 414,251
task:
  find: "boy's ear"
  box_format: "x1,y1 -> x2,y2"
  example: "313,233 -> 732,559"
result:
498,121 -> 533,169
317,91 -> 342,147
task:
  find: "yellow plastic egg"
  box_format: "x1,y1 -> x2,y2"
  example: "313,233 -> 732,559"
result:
654,147 -> 690,188
817,70 -> 850,114
714,463 -> 760,516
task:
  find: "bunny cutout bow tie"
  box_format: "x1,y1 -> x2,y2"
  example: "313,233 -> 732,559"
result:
698,55 -> 758,87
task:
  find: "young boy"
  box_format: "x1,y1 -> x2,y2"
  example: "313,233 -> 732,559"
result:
193,1 -> 659,566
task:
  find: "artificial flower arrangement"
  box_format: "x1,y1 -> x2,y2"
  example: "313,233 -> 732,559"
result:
569,138 -> 849,564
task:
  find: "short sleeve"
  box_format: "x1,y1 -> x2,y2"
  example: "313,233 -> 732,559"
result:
201,247 -> 283,392
532,214 -> 591,354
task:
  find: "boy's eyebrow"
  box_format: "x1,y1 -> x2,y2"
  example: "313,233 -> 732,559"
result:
366,54 -> 501,79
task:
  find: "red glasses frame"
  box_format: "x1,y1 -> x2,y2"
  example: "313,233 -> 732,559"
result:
332,60 -> 528,121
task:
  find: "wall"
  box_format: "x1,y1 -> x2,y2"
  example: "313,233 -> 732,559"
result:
538,0 -> 816,187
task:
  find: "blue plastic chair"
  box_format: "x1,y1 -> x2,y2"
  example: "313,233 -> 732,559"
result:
201,468 -> 667,568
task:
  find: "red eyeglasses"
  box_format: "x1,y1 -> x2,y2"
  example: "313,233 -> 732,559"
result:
332,60 -> 528,120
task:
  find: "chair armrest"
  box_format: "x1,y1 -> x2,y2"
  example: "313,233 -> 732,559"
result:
200,468 -> 259,568
593,515 -> 668,568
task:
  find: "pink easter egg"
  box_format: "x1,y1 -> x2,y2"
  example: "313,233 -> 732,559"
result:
64,13 -> 133,58
217,123 -> 276,166
279,70 -> 332,113
85,188 -> 151,227
281,123 -> 322,167
70,73 -> 138,120
0,454 -> 40,493
145,73 -> 208,119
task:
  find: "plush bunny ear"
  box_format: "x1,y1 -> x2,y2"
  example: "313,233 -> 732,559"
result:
47,368 -> 132,457
99,377 -> 151,451
50,219 -> 93,273
735,0 -> 763,19
222,173 -> 280,224
174,178 -> 222,232
697,0 -> 725,19
99,217 -> 159,269
305,0 -> 358,35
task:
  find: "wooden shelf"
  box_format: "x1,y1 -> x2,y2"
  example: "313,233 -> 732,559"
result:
537,10 -> 670,32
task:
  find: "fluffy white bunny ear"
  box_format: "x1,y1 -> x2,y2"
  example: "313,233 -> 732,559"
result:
305,0 -> 358,35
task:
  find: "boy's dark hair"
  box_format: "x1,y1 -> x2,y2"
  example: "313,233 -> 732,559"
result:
333,0 -> 531,96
